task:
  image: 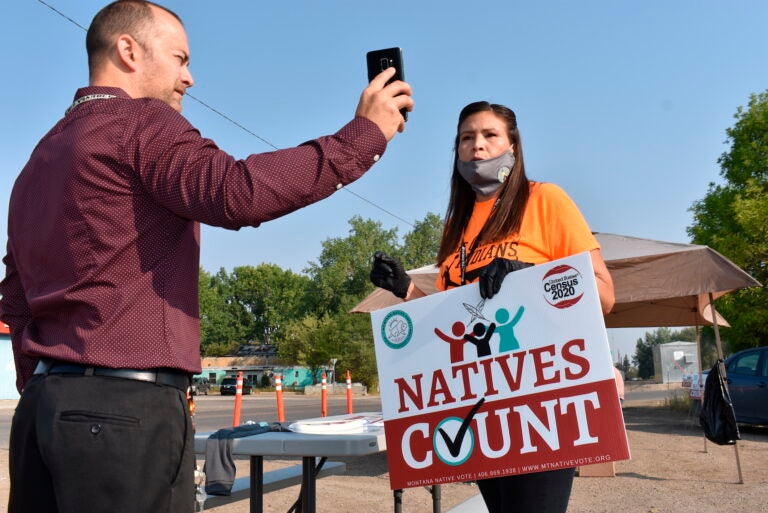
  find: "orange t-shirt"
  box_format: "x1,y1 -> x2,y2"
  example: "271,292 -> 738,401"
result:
437,182 -> 599,290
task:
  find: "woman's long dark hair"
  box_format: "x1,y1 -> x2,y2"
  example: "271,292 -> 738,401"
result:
436,101 -> 531,265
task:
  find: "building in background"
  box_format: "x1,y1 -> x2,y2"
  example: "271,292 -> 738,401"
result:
198,345 -> 336,390
653,341 -> 699,383
0,323 -> 18,399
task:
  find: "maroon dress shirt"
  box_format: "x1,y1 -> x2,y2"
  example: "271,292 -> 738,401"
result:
0,86 -> 386,392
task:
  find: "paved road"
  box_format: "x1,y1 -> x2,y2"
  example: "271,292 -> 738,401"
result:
192,393 -> 383,432
623,384 -> 688,406
190,386 -> 683,430
0,385 -> 684,446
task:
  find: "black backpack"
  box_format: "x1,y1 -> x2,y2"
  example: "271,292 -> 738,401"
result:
699,360 -> 741,445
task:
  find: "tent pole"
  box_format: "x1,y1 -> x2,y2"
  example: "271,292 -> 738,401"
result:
693,323 -> 707,453
708,292 -> 744,484
709,292 -> 725,361
733,441 -> 745,484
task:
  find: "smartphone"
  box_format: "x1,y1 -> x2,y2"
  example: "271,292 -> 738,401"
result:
366,47 -> 408,121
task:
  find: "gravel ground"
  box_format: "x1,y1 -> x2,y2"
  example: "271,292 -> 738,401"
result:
1,404 -> 765,513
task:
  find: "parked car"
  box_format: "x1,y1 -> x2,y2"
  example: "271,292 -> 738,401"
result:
190,377 -> 211,396
219,376 -> 253,395
722,346 -> 768,425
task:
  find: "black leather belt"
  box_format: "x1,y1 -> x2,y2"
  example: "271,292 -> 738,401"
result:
34,359 -> 191,392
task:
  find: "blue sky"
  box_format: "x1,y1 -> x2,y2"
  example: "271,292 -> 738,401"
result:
2,0 -> 766,359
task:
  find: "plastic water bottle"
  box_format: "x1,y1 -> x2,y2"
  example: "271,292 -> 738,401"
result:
194,466 -> 206,512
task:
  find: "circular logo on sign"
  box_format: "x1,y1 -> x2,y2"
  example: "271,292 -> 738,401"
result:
380,310 -> 413,349
542,264 -> 584,309
433,416 -> 474,466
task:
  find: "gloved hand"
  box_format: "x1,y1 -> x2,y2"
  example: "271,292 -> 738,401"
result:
370,251 -> 411,299
478,258 -> 533,299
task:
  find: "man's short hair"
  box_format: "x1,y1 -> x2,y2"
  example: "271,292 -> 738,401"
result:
85,0 -> 182,71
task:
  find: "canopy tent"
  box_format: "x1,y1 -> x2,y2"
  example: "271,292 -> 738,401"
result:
351,233 -> 761,329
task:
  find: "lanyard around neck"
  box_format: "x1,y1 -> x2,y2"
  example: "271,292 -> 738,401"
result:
459,198 -> 500,286
65,94 -> 117,115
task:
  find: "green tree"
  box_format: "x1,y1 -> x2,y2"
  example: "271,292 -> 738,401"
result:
276,315 -> 335,383
291,213 -> 446,387
320,312 -> 379,392
198,268 -> 244,356
688,91 -> 768,352
400,212 -> 443,269
199,212 -> 446,386
224,264 -> 311,343
674,327 -> 697,342
277,315 -> 321,364
275,310 -> 379,389
198,264 -> 311,354
620,354 -> 631,376
305,216 -> 399,315
633,335 -> 657,380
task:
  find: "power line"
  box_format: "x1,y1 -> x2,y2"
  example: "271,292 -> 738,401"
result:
36,0 -> 87,30
182,93 -> 413,227
185,93 -> 279,150
34,0 -> 414,228
342,188 -> 413,226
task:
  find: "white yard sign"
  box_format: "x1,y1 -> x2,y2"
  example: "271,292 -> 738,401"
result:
371,252 -> 630,489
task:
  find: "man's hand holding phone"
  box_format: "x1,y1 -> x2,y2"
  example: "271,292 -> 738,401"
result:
356,63 -> 413,140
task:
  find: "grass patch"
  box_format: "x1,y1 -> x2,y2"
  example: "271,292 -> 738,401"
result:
663,389 -> 697,414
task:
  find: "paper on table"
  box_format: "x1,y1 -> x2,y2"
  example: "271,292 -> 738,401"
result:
289,418 -> 366,434
288,413 -> 384,434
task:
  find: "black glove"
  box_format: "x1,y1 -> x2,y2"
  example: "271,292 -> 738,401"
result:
370,251 -> 411,299
478,258 -> 533,299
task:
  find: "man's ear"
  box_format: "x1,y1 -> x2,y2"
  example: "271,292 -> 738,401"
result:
115,34 -> 142,72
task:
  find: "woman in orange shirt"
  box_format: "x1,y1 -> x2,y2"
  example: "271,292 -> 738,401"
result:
371,101 -> 614,513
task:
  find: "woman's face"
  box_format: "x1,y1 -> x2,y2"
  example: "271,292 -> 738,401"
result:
457,111 -> 513,162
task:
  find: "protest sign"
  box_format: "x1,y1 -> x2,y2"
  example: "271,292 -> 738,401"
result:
371,252 -> 630,490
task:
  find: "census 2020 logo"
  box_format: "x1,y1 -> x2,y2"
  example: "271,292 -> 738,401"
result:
380,310 -> 413,349
542,264 -> 584,309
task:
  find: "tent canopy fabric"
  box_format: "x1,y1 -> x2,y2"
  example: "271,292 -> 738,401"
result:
350,233 -> 761,329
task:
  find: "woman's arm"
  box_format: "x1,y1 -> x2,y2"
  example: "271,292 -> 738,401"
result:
404,281 -> 427,301
590,248 -> 615,314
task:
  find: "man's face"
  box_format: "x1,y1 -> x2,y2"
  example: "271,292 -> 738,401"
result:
137,6 -> 194,112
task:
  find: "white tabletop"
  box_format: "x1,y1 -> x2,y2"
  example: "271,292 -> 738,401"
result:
195,412 -> 387,458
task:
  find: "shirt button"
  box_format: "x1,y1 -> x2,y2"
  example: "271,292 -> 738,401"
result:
373,154 -> 381,162
336,183 -> 343,190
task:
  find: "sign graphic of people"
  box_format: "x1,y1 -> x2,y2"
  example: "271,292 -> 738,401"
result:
435,304 -> 526,361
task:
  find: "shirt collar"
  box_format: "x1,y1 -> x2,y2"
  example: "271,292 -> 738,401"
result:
73,86 -> 133,102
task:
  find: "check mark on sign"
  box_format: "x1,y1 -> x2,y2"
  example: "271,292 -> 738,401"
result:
437,397 -> 486,458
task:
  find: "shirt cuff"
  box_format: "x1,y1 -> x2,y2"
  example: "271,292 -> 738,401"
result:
339,116 -> 388,167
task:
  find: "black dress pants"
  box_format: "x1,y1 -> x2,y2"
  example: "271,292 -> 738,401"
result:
9,373 -> 195,513
477,467 -> 575,513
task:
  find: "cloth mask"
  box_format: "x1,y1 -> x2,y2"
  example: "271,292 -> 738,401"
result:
457,150 -> 516,196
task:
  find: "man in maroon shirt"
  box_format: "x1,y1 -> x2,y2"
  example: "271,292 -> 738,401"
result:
0,1 -> 413,512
